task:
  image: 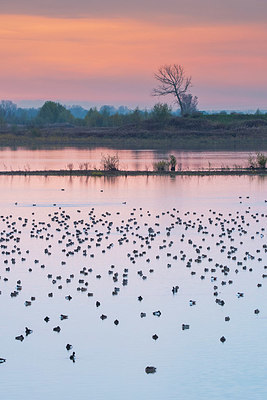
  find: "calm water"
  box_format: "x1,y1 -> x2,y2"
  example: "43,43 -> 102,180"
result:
0,173 -> 266,400
0,147 -> 259,171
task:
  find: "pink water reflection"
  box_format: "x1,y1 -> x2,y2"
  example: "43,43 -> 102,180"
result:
1,174 -> 266,212
0,147 -> 257,172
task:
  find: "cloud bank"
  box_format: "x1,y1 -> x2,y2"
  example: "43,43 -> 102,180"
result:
0,0 -> 266,23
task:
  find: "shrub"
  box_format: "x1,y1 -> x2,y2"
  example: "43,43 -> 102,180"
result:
248,153 -> 267,169
248,154 -> 257,169
101,154 -> 119,171
153,160 -> 170,172
151,103 -> 172,122
67,163 -> 74,171
256,152 -> 267,169
177,162 -> 182,171
169,155 -> 177,171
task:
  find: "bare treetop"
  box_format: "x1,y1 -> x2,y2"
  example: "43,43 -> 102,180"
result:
152,64 -> 197,115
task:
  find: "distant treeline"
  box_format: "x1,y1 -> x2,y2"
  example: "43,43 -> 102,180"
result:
0,100 -> 267,128
0,100 -> 174,126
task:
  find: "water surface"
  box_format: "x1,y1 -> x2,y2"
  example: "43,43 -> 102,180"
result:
0,174 -> 266,400
0,147 -> 258,171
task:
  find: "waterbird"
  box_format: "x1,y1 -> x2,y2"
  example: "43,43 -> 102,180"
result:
25,327 -> 33,336
53,326 -> 61,332
145,366 -> 156,374
172,286 -> 179,294
182,324 -> 190,330
153,310 -> 161,317
15,335 -> 24,341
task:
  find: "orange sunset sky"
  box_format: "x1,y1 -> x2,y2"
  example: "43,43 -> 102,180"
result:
0,0 -> 266,110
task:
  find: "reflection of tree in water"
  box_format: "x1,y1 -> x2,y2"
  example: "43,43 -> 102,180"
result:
68,175 -> 73,186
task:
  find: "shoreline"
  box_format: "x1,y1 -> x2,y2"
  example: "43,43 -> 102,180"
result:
0,136 -> 266,151
0,169 -> 266,177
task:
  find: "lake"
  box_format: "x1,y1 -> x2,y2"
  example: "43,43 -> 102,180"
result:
0,167 -> 266,399
0,147 -> 258,171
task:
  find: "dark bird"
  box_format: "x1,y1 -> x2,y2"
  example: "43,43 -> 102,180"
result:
145,366 -> 156,374
25,327 -> 33,336
15,335 -> 24,341
153,310 -> 161,317
53,326 -> 61,332
182,324 -> 190,330
140,312 -> 146,318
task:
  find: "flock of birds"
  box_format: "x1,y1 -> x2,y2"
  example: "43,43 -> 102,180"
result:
0,194 -> 266,373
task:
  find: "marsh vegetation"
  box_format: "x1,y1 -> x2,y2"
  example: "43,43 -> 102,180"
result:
0,100 -> 267,150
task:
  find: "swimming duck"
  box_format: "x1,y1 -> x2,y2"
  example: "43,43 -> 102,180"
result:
25,327 -> 33,336
145,366 -> 156,374
153,310 -> 161,317
15,335 -> 24,341
53,326 -> 61,332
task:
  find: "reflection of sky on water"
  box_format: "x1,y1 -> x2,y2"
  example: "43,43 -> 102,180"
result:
0,147 -> 262,171
0,175 -> 266,400
1,174 -> 266,212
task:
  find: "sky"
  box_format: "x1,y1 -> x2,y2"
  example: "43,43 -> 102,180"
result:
0,0 -> 266,110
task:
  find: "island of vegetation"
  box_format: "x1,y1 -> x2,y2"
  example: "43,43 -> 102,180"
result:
0,153 -> 266,177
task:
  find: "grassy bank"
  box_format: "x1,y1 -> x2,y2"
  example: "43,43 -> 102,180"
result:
0,114 -> 267,150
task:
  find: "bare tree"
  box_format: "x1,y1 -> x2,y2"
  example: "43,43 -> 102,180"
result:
152,64 -> 196,116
